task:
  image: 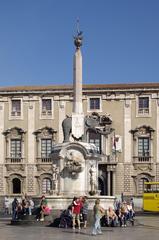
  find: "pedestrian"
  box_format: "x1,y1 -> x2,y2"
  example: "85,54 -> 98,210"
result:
28,197 -> 34,215
81,196 -> 89,228
72,196 -> 83,230
12,198 -> 18,220
92,199 -> 105,235
4,196 -> 9,215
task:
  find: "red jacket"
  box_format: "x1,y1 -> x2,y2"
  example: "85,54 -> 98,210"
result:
72,200 -> 83,214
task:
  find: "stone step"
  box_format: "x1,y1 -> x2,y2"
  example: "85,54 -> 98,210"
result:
10,219 -> 51,226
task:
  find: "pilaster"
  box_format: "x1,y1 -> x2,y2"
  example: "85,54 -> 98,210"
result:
124,100 -> 132,163
27,102 -> 35,163
0,102 -> 4,164
156,100 -> 159,163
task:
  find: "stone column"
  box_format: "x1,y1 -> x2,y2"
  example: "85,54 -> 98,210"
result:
107,171 -> 110,195
112,171 -> 116,196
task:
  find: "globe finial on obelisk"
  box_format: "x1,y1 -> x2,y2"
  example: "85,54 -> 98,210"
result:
72,20 -> 84,140
74,19 -> 83,49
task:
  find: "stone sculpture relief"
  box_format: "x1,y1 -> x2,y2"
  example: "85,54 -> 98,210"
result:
65,149 -> 84,176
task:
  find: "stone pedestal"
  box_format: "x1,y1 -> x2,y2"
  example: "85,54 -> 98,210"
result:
51,142 -> 100,197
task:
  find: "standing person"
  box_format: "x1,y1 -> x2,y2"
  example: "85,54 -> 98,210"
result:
28,197 -> 34,215
92,199 -> 105,236
4,196 -> 9,215
72,196 -> 83,230
12,198 -> 18,220
81,196 -> 89,228
130,198 -> 135,211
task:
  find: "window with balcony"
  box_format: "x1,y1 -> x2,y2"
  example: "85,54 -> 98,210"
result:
138,97 -> 149,115
130,125 -> 154,164
138,137 -> 150,162
3,127 -> 25,164
11,99 -> 21,116
11,139 -> 21,158
88,131 -> 101,153
42,99 -> 52,116
41,139 -> 52,160
89,97 -> 100,110
34,127 -> 57,164
138,137 -> 149,156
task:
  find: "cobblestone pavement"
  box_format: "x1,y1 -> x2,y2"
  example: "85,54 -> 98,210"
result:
0,216 -> 159,240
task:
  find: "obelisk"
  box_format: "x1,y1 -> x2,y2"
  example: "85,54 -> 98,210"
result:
72,28 -> 84,140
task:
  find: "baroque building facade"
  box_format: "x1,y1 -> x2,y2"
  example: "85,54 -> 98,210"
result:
0,82 -> 159,200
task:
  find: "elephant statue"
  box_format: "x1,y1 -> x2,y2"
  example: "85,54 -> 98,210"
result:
62,115 -> 72,143
62,112 -> 113,143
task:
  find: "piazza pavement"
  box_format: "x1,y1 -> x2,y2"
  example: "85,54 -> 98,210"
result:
0,214 -> 159,240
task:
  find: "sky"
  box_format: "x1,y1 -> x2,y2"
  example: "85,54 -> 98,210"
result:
0,0 -> 159,87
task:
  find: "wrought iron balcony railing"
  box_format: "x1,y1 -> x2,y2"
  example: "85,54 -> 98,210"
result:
133,156 -> 152,163
36,157 -> 52,163
138,108 -> 149,114
5,157 -> 24,163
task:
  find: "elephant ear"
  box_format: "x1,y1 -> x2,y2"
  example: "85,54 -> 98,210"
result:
85,116 -> 98,128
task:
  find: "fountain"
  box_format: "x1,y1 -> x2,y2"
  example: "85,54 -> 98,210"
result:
49,27 -> 115,210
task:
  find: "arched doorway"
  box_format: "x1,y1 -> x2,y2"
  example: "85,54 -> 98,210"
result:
12,178 -> 21,194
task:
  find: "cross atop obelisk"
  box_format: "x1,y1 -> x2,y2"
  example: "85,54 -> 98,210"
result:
72,20 -> 84,140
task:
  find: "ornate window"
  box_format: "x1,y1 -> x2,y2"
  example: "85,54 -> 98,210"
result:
6,174 -> 25,195
41,139 -> 52,158
134,174 -> 153,195
130,125 -> 154,164
3,127 -> 26,163
88,130 -> 101,153
11,139 -> 21,158
34,127 -> 57,163
138,137 -> 149,157
42,178 -> 52,194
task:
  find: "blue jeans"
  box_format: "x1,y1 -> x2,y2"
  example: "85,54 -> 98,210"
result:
12,209 -> 17,220
92,215 -> 102,235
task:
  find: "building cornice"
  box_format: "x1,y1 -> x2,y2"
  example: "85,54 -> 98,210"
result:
0,82 -> 159,95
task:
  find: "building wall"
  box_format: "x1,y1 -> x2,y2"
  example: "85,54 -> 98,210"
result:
0,84 -> 158,200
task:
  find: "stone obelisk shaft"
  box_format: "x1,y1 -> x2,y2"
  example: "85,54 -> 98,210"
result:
73,48 -> 83,113
72,32 -> 84,140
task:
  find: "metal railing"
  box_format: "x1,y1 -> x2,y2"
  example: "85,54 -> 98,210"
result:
133,156 -> 152,163
36,157 -> 52,163
5,157 -> 24,163
138,108 -> 149,114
